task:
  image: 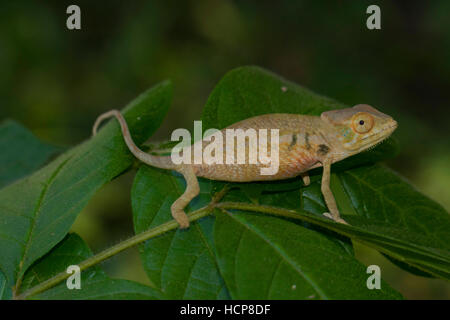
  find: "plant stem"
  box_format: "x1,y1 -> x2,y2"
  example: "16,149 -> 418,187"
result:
216,202 -> 357,235
216,201 -> 330,226
15,192 -> 328,300
16,185 -> 231,300
15,205 -> 212,300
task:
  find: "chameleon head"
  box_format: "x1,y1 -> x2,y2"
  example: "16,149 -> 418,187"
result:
320,104 -> 398,154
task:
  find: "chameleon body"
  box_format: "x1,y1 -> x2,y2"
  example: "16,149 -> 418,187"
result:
93,104 -> 397,228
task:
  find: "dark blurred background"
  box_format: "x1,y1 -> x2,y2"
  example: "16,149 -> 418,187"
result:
0,0 -> 449,299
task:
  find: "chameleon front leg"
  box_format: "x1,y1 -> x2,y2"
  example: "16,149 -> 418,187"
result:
171,165 -> 200,229
320,159 -> 348,224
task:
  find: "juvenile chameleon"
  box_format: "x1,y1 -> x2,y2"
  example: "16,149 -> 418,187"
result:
93,104 -> 397,228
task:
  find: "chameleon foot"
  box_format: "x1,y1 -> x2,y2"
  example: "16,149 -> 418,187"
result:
323,212 -> 348,225
171,207 -> 190,229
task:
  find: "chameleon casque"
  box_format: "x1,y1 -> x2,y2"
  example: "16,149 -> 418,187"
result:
93,104 -> 397,228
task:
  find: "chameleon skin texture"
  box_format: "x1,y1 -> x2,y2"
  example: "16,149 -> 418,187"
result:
192,114 -> 328,182
93,104 -> 398,228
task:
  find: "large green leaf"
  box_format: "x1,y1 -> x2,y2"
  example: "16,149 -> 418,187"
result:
230,167 -> 450,279
0,120 -> 61,189
0,271 -> 11,300
230,168 -> 450,279
0,81 -> 173,289
201,66 -> 345,129
214,210 -> 401,299
20,233 -> 164,300
0,120 -> 62,299
331,164 -> 449,277
131,166 -> 230,299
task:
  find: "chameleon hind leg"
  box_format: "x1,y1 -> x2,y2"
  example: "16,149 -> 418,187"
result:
320,160 -> 348,224
171,165 -> 200,229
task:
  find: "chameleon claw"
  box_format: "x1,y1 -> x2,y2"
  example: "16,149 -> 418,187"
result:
301,173 -> 310,186
322,212 -> 348,225
322,212 -> 333,220
175,212 -> 190,229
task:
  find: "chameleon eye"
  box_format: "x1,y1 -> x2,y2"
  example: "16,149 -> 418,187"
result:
351,113 -> 374,134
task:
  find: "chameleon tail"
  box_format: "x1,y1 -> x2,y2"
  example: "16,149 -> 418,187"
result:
92,109 -> 175,170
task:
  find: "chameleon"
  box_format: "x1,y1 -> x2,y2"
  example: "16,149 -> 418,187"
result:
93,104 -> 397,228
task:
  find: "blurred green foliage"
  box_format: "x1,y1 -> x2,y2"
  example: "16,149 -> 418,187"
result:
0,0 -> 449,298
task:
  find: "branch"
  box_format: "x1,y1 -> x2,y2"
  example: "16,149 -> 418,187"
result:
16,185 -> 231,300
15,206 -> 209,299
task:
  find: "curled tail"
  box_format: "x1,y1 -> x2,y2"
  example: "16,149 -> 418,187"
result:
93,110 -> 175,170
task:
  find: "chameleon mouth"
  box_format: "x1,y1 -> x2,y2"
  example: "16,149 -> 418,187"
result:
347,121 -> 398,152
360,121 -> 398,151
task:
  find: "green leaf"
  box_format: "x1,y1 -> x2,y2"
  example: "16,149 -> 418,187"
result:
0,120 -> 61,189
0,81 -> 173,289
0,271 -> 12,300
131,166 -> 230,299
223,164 -> 450,278
214,210 -> 401,299
20,233 -> 164,300
335,165 -> 450,277
202,66 -> 346,130
35,278 -> 162,300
